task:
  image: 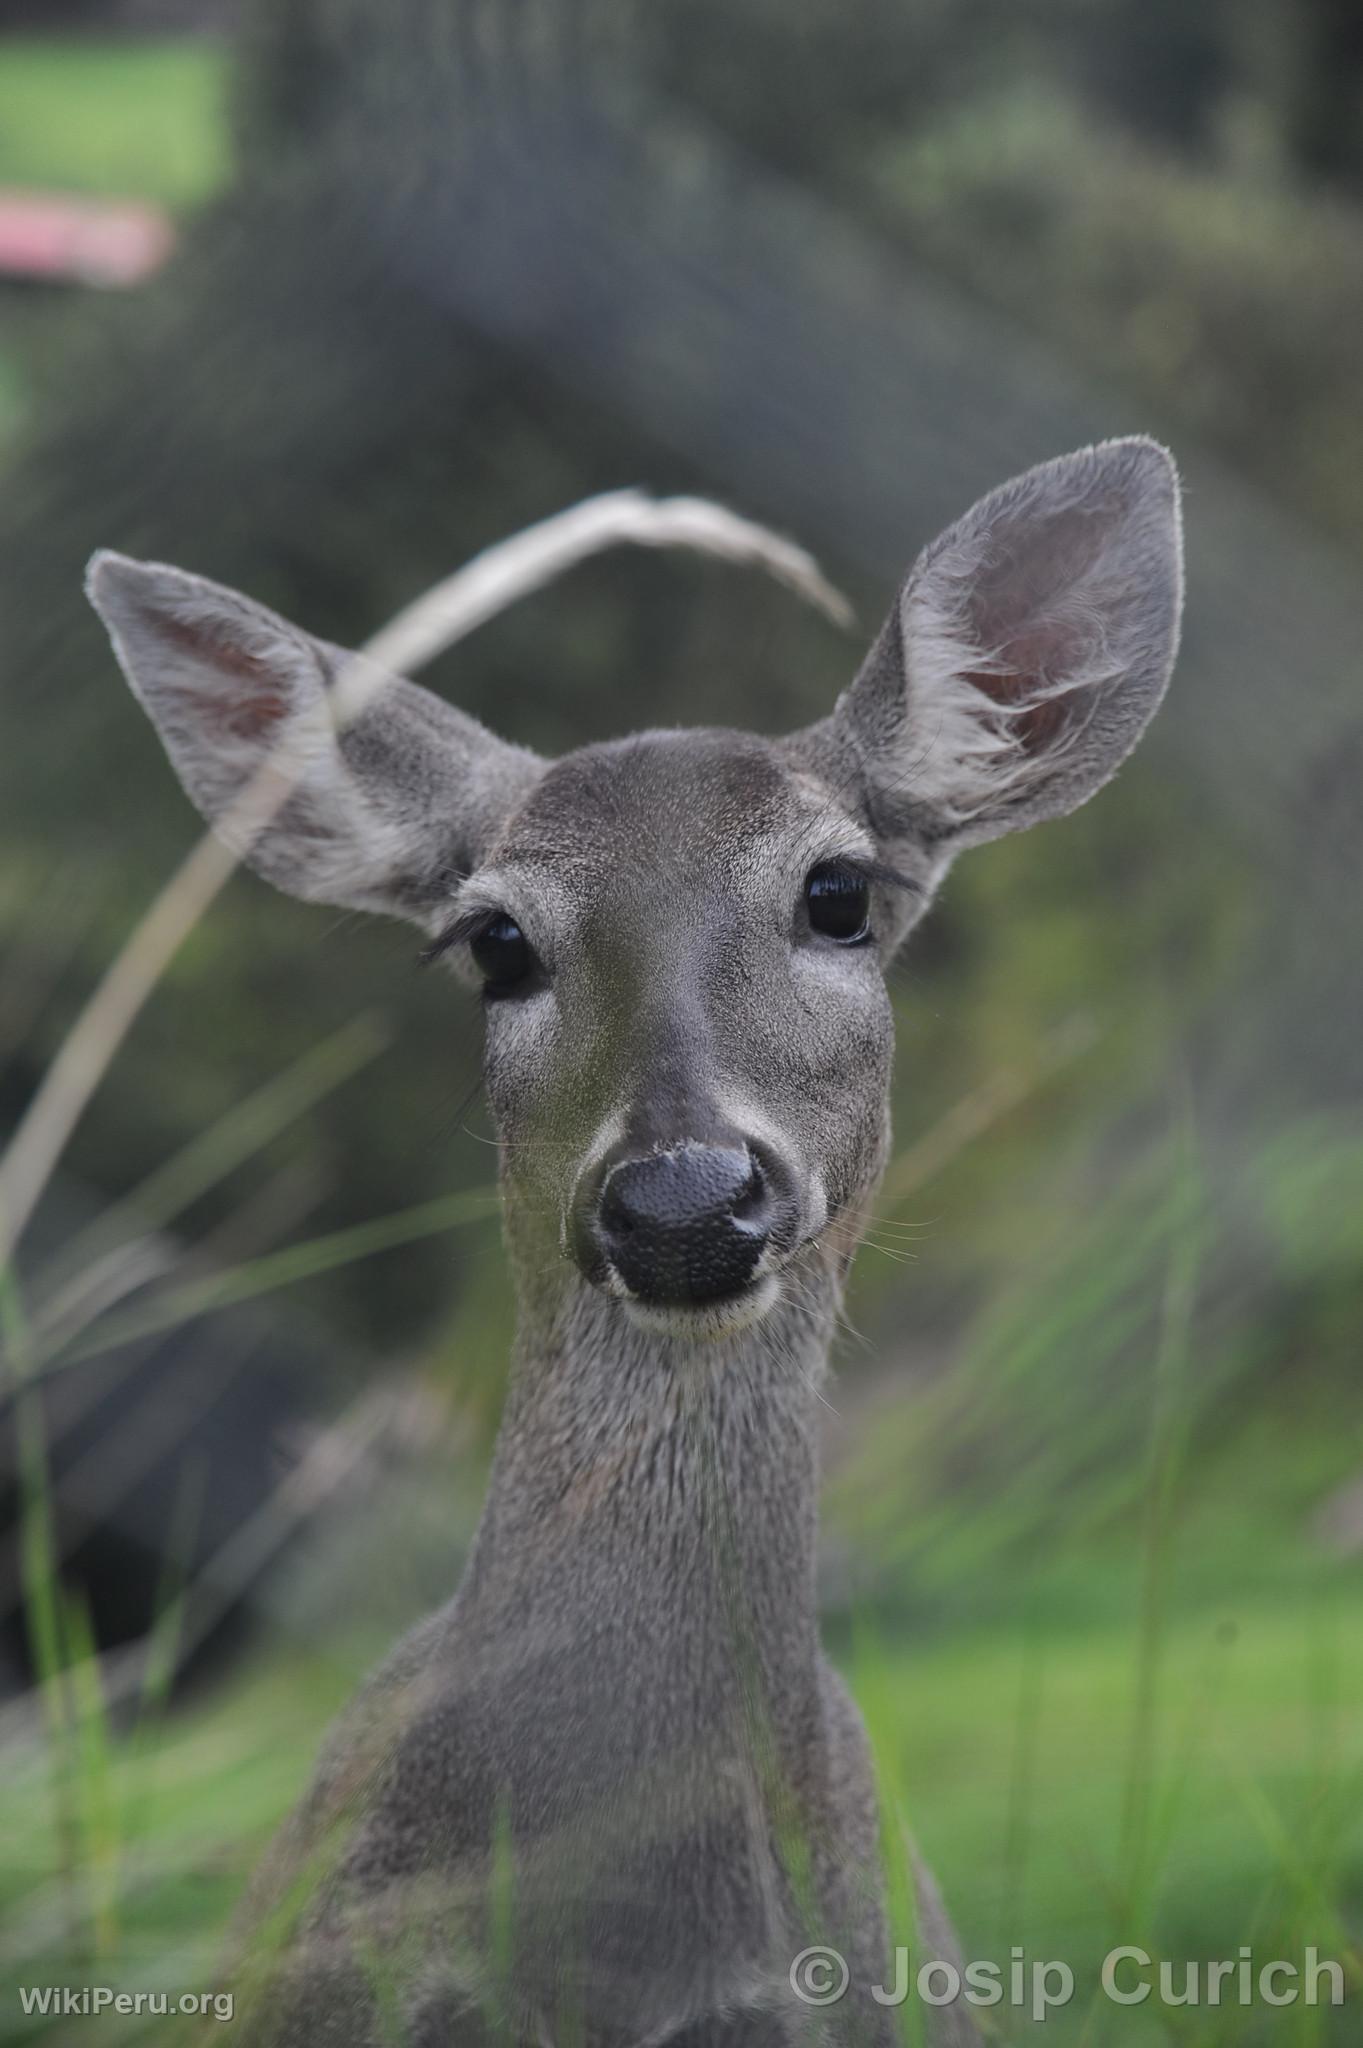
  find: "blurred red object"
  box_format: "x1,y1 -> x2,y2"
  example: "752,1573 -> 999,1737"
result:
0,190 -> 175,286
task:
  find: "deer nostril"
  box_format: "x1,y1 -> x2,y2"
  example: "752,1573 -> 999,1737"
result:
730,1151 -> 767,1224
599,1182 -> 637,1236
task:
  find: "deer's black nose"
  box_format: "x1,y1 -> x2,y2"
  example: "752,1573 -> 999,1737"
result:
595,1144 -> 776,1305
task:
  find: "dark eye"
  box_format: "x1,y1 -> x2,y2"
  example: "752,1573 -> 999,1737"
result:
804,862 -> 872,945
470,913 -> 535,995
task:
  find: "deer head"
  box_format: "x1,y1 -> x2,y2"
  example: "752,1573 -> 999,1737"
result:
88,439 -> 1182,1343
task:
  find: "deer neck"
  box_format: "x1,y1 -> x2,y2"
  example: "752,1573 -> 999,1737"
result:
458,1255 -> 839,1730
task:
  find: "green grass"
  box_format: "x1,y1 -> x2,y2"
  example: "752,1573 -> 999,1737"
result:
0,39 -> 229,206
858,1592 -> 1363,2043
0,1654 -> 336,2033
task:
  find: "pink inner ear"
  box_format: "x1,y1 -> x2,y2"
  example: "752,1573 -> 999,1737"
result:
955,506 -> 1110,756
156,612 -> 291,742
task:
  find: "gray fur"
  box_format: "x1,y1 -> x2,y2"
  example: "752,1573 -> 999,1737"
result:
87,442 -> 1182,2045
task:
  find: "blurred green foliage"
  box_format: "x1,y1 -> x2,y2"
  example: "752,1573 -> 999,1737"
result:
0,39 -> 226,203
864,85 -> 1363,557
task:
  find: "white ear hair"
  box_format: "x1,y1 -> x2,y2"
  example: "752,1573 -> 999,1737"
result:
837,437 -> 1183,851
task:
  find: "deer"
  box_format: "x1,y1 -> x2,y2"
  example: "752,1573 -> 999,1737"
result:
86,437 -> 1182,2046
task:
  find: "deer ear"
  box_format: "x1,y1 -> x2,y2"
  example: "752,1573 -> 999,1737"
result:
835,438 -> 1183,854
86,553 -> 542,926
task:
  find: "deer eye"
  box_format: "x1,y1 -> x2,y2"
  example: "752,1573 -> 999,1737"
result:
804,862 -> 872,945
470,913 -> 535,995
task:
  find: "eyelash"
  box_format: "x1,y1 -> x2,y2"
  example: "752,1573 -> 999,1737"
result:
420,909 -> 499,969
831,856 -> 920,896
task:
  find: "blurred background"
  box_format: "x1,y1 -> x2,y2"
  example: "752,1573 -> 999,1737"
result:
1,2 -> 1361,2040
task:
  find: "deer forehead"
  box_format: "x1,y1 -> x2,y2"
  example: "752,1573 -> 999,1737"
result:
468,728 -> 873,920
